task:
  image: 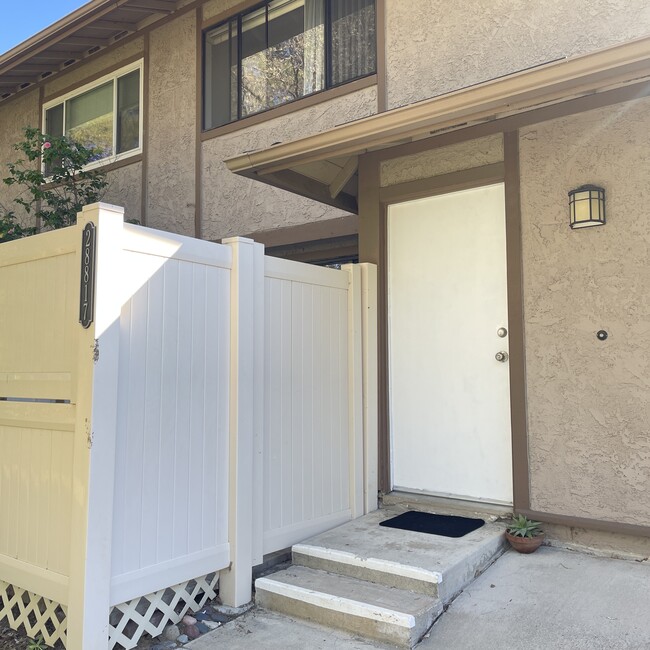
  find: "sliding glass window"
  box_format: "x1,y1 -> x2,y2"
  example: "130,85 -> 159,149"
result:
204,0 -> 376,129
43,61 -> 143,169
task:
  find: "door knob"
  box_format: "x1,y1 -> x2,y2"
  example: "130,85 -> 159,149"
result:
495,351 -> 509,362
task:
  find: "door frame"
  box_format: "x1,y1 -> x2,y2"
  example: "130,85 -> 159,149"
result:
363,131 -> 530,511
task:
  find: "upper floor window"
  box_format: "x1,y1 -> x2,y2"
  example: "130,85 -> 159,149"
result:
203,0 -> 376,130
43,60 -> 143,170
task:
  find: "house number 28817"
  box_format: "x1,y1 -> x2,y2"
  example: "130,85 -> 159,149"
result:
79,222 -> 96,329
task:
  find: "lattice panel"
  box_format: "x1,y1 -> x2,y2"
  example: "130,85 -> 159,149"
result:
0,580 -> 67,648
109,572 -> 218,650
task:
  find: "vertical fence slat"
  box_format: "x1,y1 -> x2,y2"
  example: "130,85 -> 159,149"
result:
156,260 -> 180,566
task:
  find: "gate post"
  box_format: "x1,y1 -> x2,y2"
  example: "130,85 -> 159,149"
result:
220,237 -> 264,607
67,203 -> 124,649
359,263 -> 378,514
343,263 -> 379,516
343,264 -> 364,519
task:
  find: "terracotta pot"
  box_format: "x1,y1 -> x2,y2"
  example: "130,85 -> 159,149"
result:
505,531 -> 544,554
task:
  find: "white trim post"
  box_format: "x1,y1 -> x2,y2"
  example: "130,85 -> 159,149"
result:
67,203 -> 124,649
220,237 -> 264,606
359,264 -> 378,513
343,264 -> 364,519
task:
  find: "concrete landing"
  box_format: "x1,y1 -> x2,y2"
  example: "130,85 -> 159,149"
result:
294,506 -> 507,602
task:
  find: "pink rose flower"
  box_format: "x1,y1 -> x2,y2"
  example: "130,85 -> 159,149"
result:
43,142 -> 51,149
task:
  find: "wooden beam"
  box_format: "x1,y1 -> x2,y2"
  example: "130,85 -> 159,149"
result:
329,157 -> 359,199
90,20 -> 136,32
244,214 -> 359,248
29,52 -> 78,62
8,63 -> 56,72
59,36 -> 109,48
123,0 -> 176,13
246,168 -> 358,214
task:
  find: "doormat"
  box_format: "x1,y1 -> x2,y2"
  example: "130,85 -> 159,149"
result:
379,510 -> 485,538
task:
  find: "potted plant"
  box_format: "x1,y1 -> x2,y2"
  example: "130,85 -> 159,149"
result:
505,514 -> 544,553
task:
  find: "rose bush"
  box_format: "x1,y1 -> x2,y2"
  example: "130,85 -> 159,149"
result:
1,127 -> 108,242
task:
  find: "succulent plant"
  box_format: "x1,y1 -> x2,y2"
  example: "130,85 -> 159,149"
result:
507,514 -> 543,538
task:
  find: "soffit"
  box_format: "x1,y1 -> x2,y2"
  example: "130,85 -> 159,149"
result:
0,0 -> 187,102
226,35 -> 650,214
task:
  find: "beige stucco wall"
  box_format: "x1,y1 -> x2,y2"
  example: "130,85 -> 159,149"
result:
380,134 -> 503,187
146,12 -> 197,236
385,0 -> 650,110
203,0 -> 241,22
0,90 -> 40,228
520,97 -> 650,527
103,163 -> 143,224
201,85 -> 377,240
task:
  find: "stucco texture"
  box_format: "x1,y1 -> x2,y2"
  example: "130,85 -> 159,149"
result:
43,38 -> 144,98
0,90 -> 40,228
380,134 -> 503,187
201,85 -> 377,240
146,12 -> 197,236
385,0 -> 650,110
520,97 -> 650,526
102,162 -> 143,224
203,0 -> 242,22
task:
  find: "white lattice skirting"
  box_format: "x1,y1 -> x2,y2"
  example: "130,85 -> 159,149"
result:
0,580 -> 67,648
109,572 -> 219,650
0,572 -> 218,650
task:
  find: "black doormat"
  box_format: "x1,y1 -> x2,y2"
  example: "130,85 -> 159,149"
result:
379,510 -> 485,538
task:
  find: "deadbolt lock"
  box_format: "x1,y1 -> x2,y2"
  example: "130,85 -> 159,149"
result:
495,351 -> 509,363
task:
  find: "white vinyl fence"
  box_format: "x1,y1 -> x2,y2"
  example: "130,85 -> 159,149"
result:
0,204 -> 377,650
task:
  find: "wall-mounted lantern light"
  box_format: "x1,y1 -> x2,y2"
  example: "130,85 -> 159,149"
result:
569,185 -> 606,229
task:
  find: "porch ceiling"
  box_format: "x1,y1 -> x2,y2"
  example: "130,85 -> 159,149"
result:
0,0 -> 185,102
226,35 -> 650,214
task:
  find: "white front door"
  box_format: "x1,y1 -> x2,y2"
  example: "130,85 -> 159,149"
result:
388,183 -> 513,505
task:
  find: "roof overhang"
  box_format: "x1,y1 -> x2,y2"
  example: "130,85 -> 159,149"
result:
226,35 -> 650,213
0,0 -> 186,102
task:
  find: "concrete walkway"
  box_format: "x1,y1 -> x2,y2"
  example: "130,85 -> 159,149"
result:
188,547 -> 650,649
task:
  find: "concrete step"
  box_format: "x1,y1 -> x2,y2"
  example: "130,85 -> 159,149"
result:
292,507 -> 507,602
255,565 -> 442,649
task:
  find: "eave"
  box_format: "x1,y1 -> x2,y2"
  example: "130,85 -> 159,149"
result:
225,34 -> 650,213
0,0 -> 186,102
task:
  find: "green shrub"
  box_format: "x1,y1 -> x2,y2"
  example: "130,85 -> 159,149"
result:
1,127 -> 108,242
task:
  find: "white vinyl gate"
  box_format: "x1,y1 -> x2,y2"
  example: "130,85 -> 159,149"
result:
0,203 -> 377,650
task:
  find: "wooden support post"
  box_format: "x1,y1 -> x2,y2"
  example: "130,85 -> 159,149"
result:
67,203 -> 124,649
220,237 -> 264,607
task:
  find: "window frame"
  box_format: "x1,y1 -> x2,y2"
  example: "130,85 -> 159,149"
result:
202,0 -> 377,132
41,59 -> 144,172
